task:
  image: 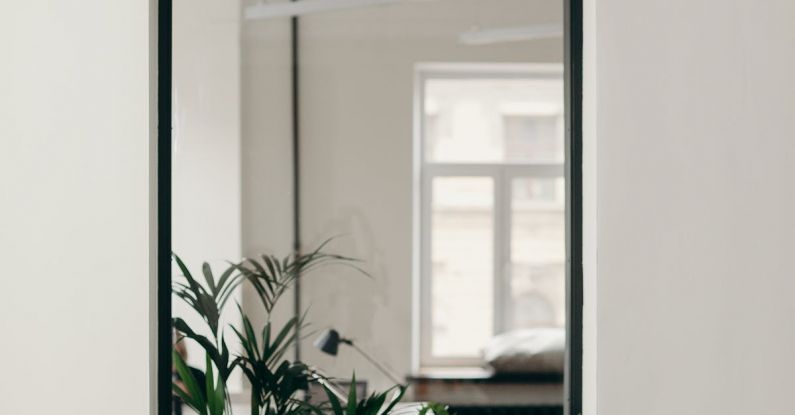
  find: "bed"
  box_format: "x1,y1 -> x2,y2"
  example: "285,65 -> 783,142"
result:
409,329 -> 565,415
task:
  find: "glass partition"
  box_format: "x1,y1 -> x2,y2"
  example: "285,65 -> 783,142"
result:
170,1 -> 566,413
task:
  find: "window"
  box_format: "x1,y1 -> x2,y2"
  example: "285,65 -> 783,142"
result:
416,65 -> 565,367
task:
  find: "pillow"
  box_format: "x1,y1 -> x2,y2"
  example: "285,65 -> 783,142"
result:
482,328 -> 565,374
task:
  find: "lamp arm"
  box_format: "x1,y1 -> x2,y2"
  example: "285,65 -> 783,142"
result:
348,342 -> 404,385
309,371 -> 349,404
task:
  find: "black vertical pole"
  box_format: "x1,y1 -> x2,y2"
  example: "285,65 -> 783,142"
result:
564,0 -> 584,414
290,3 -> 303,363
157,0 -> 173,414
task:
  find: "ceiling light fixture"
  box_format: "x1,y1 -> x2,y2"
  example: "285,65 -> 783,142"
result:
245,0 -> 429,20
460,23 -> 563,45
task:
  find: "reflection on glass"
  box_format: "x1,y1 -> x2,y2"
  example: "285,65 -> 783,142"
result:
424,78 -> 564,163
431,177 -> 494,357
510,177 -> 566,329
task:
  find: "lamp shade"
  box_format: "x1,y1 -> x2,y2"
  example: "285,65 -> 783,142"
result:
314,329 -> 404,385
314,329 -> 341,356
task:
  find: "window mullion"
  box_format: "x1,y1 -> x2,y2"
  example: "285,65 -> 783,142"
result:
502,169 -> 514,334
419,168 -> 433,365
493,168 -> 509,336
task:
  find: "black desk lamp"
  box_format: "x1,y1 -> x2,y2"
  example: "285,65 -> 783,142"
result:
314,329 -> 404,385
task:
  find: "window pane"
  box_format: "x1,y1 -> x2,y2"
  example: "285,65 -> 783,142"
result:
503,115 -> 563,162
431,177 -> 493,357
510,177 -> 565,329
424,77 -> 563,163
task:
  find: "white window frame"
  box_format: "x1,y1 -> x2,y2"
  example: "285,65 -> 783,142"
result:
413,63 -> 565,368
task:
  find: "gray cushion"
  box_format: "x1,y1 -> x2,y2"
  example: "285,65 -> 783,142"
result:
483,328 -> 565,374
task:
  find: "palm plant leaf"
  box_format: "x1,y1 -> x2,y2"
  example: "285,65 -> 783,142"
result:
267,315 -> 305,367
172,240 -> 378,415
202,263 -> 217,294
379,385 -> 407,415
205,355 -> 222,415
323,384 -> 345,415
346,373 -> 358,415
174,351 -> 207,415
173,318 -> 236,381
417,403 -> 452,415
173,255 -> 222,334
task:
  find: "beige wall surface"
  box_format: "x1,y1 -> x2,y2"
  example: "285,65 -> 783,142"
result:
240,0 -> 296,338
582,0 -> 597,412
171,0 -> 243,390
592,1 -> 795,414
0,1 -> 155,414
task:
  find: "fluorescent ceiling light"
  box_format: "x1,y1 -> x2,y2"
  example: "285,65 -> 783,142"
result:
245,0 -> 427,20
460,24 -> 563,45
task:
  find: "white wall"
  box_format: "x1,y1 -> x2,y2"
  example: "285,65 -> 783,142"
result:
172,0 -> 242,269
240,1 -> 296,339
581,0 -> 597,412
0,1 -> 155,414
171,0 -> 243,386
591,1 -> 795,414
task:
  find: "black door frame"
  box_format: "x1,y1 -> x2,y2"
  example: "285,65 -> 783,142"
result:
155,0 -> 584,413
156,1 -> 172,414
564,0 -> 584,414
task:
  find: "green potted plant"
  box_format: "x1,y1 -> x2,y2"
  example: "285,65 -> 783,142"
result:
172,240 -> 446,415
